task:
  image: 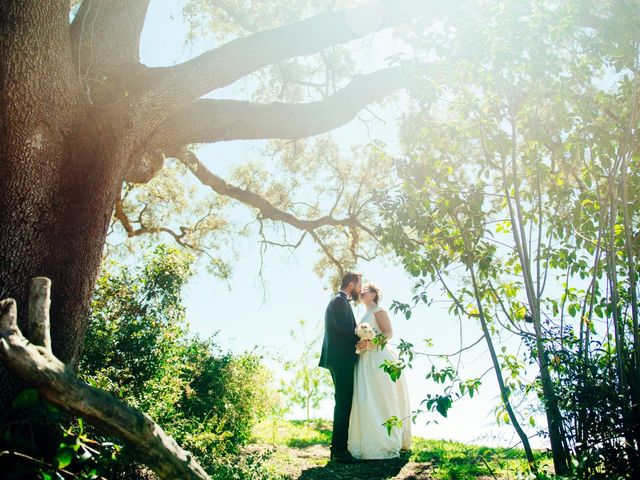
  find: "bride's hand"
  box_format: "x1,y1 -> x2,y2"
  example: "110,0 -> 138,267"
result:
356,340 -> 373,351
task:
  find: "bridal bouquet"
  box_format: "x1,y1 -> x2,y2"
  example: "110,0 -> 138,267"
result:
355,322 -> 376,354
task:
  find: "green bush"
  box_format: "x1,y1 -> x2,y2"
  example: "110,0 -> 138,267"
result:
80,245 -> 273,469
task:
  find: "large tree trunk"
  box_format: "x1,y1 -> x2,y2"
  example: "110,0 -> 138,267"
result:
0,1 -> 127,416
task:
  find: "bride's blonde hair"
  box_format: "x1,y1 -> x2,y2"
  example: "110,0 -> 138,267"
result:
364,281 -> 382,304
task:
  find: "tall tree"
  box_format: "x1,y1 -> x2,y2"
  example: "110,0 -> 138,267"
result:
381,0 -> 639,476
0,0 -> 438,413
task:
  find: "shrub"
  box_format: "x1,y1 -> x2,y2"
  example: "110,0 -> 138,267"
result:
80,245 -> 273,470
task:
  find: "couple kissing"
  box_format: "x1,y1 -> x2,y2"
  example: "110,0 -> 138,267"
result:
319,271 -> 411,463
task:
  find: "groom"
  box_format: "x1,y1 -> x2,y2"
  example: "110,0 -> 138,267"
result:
319,271 -> 362,463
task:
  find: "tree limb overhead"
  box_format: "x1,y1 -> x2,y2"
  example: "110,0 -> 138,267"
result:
173,148 -> 364,232
140,0 -> 429,117
151,67 -> 415,148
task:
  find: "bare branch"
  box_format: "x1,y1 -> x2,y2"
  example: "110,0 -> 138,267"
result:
308,229 -> 344,276
173,149 -> 359,232
114,197 -> 137,237
260,235 -> 307,249
114,193 -> 229,275
150,67 -> 414,148
114,196 -> 189,244
169,148 -> 383,274
405,335 -> 485,359
28,277 -> 52,352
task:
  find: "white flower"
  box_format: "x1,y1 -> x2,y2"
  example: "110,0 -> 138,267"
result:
355,322 -> 376,340
355,322 -> 377,354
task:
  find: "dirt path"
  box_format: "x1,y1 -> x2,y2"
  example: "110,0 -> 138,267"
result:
248,444 -> 437,480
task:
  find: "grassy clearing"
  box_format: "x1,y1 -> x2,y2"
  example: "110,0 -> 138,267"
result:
250,419 -> 552,480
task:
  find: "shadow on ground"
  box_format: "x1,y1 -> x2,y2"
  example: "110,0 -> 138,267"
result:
249,443 -> 437,479
299,457 -> 409,480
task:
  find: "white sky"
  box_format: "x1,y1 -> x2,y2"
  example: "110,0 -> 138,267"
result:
138,0 -> 549,448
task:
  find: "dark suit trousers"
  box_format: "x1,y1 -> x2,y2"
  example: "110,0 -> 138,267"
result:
329,363 -> 355,453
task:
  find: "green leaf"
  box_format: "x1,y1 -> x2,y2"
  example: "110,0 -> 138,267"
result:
12,388 -> 39,409
382,416 -> 402,436
435,396 -> 452,417
380,360 -> 403,382
55,448 -> 73,469
614,223 -> 624,235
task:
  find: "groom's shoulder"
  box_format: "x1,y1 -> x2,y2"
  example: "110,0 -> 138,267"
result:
329,292 -> 348,306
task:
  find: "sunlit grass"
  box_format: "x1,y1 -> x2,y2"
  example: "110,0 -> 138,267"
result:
410,438 -> 553,480
251,419 -> 553,479
251,419 -> 332,447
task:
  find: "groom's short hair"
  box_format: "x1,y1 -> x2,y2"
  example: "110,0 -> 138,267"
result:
340,271 -> 362,289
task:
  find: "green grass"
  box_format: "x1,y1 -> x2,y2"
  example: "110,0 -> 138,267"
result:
251,418 -> 332,448
251,419 -> 553,480
410,437 -> 552,480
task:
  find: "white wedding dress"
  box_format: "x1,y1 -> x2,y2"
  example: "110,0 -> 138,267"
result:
348,306 -> 412,459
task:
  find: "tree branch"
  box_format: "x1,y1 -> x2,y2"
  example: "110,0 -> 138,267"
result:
172,148 -> 380,273
174,149 -> 361,232
308,229 -> 345,276
114,196 -> 191,245
71,0 -> 150,72
140,0 -> 430,115
150,67 -> 414,148
0,282 -> 210,480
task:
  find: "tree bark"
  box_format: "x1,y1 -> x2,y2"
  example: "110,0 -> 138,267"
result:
448,214 -> 538,471
501,126 -> 570,475
150,67 -> 415,148
0,0 -> 134,417
1,0 -> 73,411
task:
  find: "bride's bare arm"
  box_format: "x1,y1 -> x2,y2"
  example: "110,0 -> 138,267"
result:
374,310 -> 393,339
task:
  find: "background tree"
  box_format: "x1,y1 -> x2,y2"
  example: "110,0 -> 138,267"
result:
2,245 -> 273,478
380,1 -> 639,477
280,319 -> 331,422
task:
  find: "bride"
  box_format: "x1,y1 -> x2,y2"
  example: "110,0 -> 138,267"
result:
348,281 -> 412,459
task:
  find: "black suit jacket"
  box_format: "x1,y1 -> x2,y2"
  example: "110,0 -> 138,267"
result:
318,291 -> 359,369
